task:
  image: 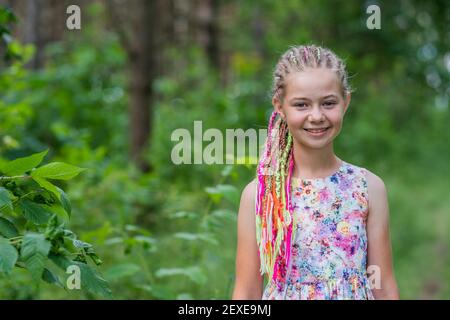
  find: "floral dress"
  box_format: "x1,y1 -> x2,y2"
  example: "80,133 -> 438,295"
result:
262,161 -> 375,300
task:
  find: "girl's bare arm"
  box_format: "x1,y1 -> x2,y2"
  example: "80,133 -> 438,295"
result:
232,179 -> 264,299
366,171 -> 400,299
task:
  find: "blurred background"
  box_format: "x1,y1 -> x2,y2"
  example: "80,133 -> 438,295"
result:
0,0 -> 449,299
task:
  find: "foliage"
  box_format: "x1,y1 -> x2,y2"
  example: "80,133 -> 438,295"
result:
0,150 -> 111,298
0,6 -> 22,62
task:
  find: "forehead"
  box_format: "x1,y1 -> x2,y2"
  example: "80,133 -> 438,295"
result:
284,67 -> 342,99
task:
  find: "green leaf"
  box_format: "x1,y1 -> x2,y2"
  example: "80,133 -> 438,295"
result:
104,263 -> 140,282
44,215 -> 65,240
49,253 -> 72,270
0,187 -> 13,214
155,266 -> 207,285
87,252 -> 103,266
211,209 -> 236,220
42,203 -> 69,223
205,184 -> 239,206
215,184 -> 239,206
57,187 -> 71,217
79,222 -> 112,245
0,237 -> 18,274
49,254 -> 112,298
21,233 -> 51,282
221,165 -> 233,177
176,293 -> 194,300
137,284 -> 172,299
204,187 -> 222,203
32,178 -> 71,217
31,162 -> 86,180
0,217 -> 19,238
18,200 -> 52,224
168,211 -> 199,220
32,176 -> 60,199
173,232 -> 218,245
0,150 -> 48,176
76,263 -> 112,298
42,268 -> 64,288
133,235 -> 157,246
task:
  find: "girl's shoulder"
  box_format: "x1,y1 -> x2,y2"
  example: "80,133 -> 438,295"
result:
239,178 -> 257,209
349,162 -> 386,193
365,168 -> 388,200
342,161 -> 387,201
354,165 -> 388,216
242,178 -> 257,196
343,161 -> 384,185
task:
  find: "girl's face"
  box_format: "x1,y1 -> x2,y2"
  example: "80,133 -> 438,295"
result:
273,67 -> 351,150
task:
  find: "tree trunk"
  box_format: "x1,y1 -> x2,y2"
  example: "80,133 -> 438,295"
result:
128,48 -> 152,173
6,0 -> 67,69
106,0 -> 162,172
128,1 -> 154,173
194,0 -> 220,68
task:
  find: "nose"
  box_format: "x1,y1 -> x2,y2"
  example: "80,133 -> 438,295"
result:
307,105 -> 325,122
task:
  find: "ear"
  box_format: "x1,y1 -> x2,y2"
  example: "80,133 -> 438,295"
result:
272,95 -> 285,119
343,93 -> 351,115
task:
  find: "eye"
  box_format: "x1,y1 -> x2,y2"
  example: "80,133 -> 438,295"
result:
294,103 -> 307,108
323,101 -> 337,108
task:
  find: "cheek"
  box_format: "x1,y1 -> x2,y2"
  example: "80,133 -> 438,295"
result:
285,115 -> 307,131
284,110 -> 307,124
327,110 -> 344,126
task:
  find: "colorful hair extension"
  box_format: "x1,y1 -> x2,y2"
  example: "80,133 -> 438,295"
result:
255,111 -> 296,282
302,46 -> 308,61
288,51 -> 298,66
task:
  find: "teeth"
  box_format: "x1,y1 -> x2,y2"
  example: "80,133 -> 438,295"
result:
306,128 -> 327,133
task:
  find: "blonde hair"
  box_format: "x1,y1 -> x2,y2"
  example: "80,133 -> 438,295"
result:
271,44 -> 351,101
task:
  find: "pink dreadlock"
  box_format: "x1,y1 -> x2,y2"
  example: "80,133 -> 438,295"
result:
255,111 -> 295,282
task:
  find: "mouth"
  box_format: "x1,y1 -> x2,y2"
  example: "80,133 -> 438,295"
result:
303,127 -> 330,136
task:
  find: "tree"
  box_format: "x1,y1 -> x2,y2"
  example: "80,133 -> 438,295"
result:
105,0 -> 163,173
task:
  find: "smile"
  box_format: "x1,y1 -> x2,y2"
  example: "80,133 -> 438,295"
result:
304,127 -> 330,136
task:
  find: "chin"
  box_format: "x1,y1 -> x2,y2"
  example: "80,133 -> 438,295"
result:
305,142 -> 330,150
294,139 -> 326,150
294,135 -> 333,149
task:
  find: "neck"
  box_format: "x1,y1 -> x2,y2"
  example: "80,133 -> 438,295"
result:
292,140 -> 341,179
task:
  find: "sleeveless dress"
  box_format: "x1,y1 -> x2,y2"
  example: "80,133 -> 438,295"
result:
261,161 -> 375,300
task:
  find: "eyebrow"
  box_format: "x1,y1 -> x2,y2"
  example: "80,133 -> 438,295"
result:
289,94 -> 339,103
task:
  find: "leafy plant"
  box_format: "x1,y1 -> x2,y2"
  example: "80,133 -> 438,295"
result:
0,6 -> 21,62
0,149 -> 111,298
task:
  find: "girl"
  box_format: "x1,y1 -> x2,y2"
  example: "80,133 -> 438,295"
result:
232,45 -> 399,300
